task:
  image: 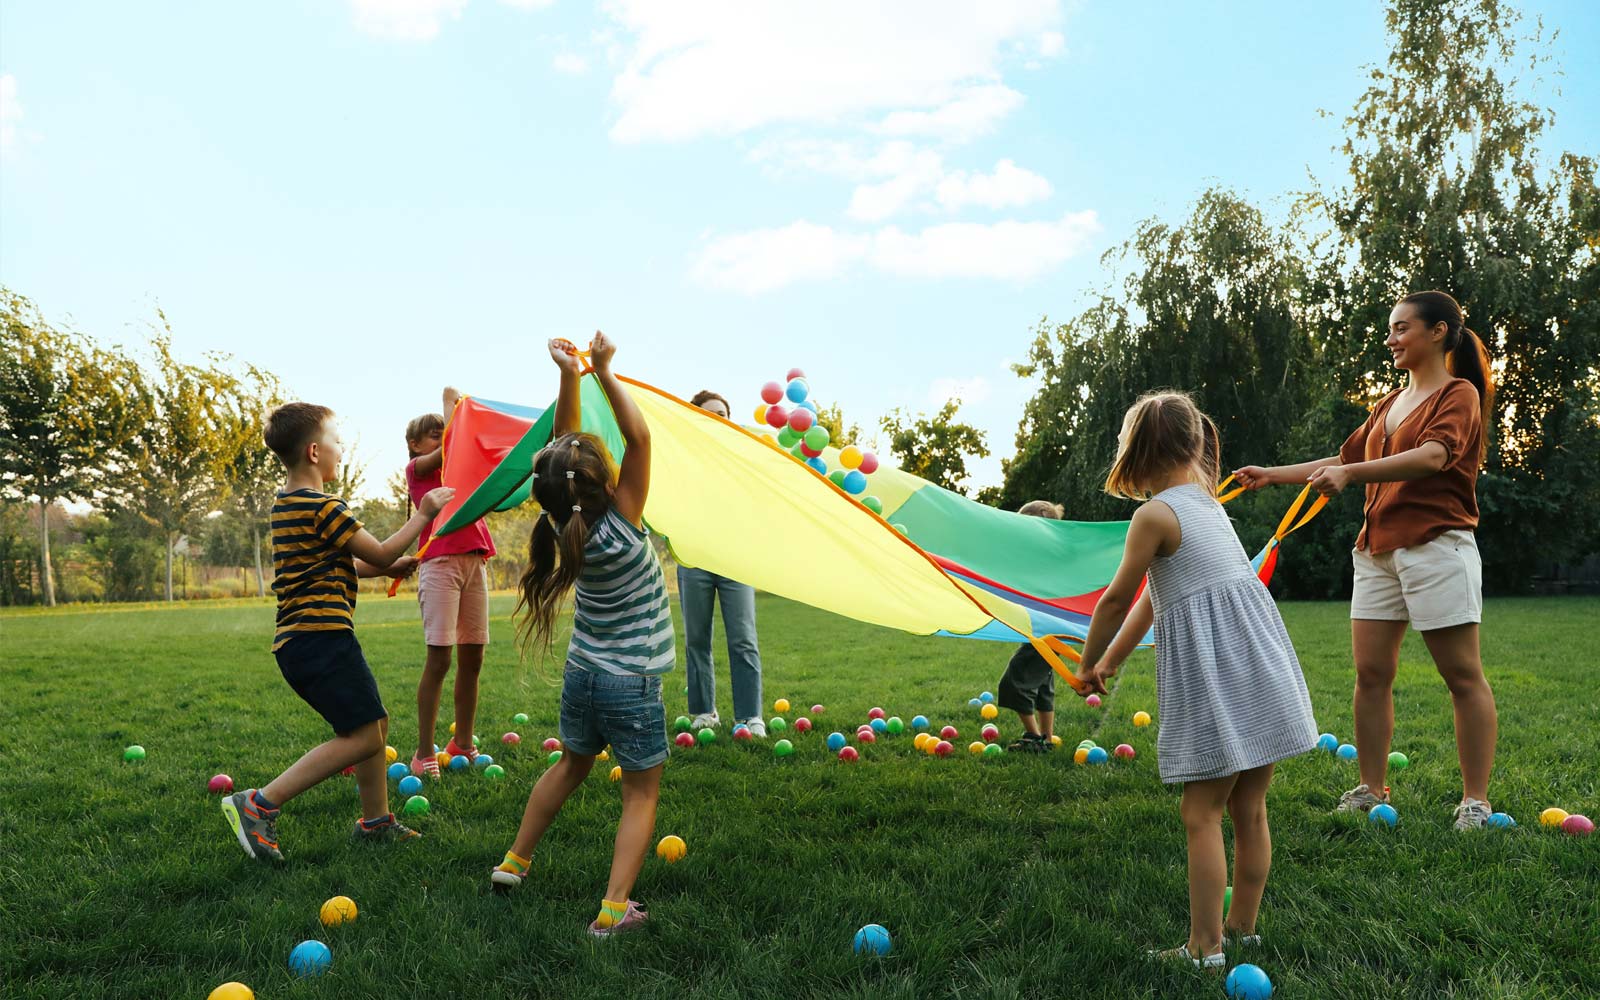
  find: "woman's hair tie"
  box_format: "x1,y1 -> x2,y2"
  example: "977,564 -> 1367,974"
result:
572,504 -> 582,513
566,470 -> 576,480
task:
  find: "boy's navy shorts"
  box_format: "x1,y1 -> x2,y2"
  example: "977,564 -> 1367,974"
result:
274,631 -> 387,735
997,642 -> 1056,714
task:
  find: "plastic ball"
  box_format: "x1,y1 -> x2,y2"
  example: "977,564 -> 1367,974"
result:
935,725 -> 955,741
806,457 -> 829,476
1225,962 -> 1273,999
449,754 -> 470,771
387,762 -> 409,780
319,895 -> 358,928
969,697 -> 982,708
983,743 -> 1003,756
913,733 -> 931,750
863,496 -> 883,514
542,738 -> 561,752
842,470 -> 868,495
656,835 -> 688,862
868,707 -> 886,720
785,378 -> 809,403
513,712 -> 530,725
546,751 -> 563,765
675,716 -> 693,733
207,984 -> 254,1000
770,717 -> 788,733
402,795 -> 430,817
609,765 -> 622,781
761,381 -> 783,404
803,426 -> 831,452
856,729 -> 877,744
1085,694 -> 1102,708
398,775 -> 423,796
674,732 -> 696,748
1073,748 -> 1090,765
1369,803 -> 1399,828
773,739 -> 795,757
1487,811 -> 1516,829
696,727 -> 716,745
864,718 -> 882,734
1563,814 -> 1595,837
799,441 -> 823,458
1078,740 -> 1097,750
795,718 -> 812,733
968,741 -> 986,755
853,923 -> 891,956
1133,711 -> 1152,727
980,704 -> 999,721
341,765 -> 357,777
979,691 -> 995,703
838,746 -> 860,763
1337,743 -> 1358,761
787,408 -> 815,432
123,745 -> 146,762
753,403 -> 770,424
840,446 -> 863,469
765,405 -> 790,429
911,715 -> 929,730
483,764 -> 505,780
288,940 -> 332,978
934,740 -> 954,757
885,716 -> 904,734
384,745 -> 398,764
1115,743 -> 1136,759
778,426 -> 801,447
891,523 -> 908,534
502,732 -> 521,745
980,724 -> 999,742
1316,733 -> 1338,752
1540,807 -> 1570,827
449,722 -> 457,735
774,698 -> 791,714
733,726 -> 753,742
208,774 -> 234,795
786,367 -> 806,381
1223,884 -> 1233,918
1049,735 -> 1062,746
858,452 -> 880,474
827,732 -> 848,752
1087,747 -> 1109,765
1388,751 -> 1409,770
812,704 -> 825,716
435,751 -> 451,769
828,470 -> 848,488
474,754 -> 494,768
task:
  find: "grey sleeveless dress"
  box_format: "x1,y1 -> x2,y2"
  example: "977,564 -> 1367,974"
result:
1147,484 -> 1318,783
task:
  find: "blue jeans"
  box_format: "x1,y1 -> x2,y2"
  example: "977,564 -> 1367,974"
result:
677,567 -> 762,720
559,668 -> 668,771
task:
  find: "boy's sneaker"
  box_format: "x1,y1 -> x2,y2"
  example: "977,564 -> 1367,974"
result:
351,814 -> 421,843
1454,798 -> 1493,831
1006,733 -> 1048,753
737,718 -> 766,738
690,712 -> 720,730
411,753 -> 441,779
444,737 -> 478,762
222,789 -> 283,862
1335,783 -> 1389,814
588,900 -> 649,938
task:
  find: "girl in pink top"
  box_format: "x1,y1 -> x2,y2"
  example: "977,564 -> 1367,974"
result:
405,387 -> 497,778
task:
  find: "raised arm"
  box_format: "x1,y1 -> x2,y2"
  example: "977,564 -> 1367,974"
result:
346,486 -> 454,568
1232,455 -> 1342,489
547,340 -> 582,437
587,332 -> 650,528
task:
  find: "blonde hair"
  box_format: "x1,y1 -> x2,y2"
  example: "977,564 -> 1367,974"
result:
1102,391 -> 1220,501
405,413 -> 446,457
1017,500 -> 1065,519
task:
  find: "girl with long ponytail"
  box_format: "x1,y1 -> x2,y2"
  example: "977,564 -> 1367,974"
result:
1233,290 -> 1499,830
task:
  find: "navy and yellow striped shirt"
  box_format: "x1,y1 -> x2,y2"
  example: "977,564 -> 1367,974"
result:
270,489 -> 362,651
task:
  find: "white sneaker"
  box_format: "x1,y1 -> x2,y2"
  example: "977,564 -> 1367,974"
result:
737,717 -> 767,738
1147,944 -> 1225,969
1454,798 -> 1492,831
690,712 -> 720,730
1335,783 -> 1388,814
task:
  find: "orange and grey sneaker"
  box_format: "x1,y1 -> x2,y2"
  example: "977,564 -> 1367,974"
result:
444,736 -> 478,763
410,752 -> 441,779
351,813 -> 421,843
222,789 -> 283,862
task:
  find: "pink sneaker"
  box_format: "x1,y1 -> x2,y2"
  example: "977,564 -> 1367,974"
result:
410,753 -> 440,779
444,737 -> 478,763
588,900 -> 649,937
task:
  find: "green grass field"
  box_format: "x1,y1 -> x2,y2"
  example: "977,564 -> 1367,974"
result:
3,595 -> 1597,999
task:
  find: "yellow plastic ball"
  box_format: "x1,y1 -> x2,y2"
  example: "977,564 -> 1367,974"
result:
609,765 -> 622,782
840,446 -> 863,470
1074,747 -> 1090,765
1540,807 -> 1570,827
913,733 -> 930,750
208,984 -> 254,1000
1133,711 -> 1152,727
923,738 -> 940,756
967,741 -> 985,755
774,698 -> 791,714
980,703 -> 999,720
384,745 -> 397,764
436,751 -> 451,769
753,404 -> 769,425
449,722 -> 457,735
1049,734 -> 1062,746
319,895 -> 358,928
598,750 -> 610,761
656,835 -> 688,863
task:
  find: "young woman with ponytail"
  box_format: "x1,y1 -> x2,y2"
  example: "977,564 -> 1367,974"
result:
491,333 -> 673,938
1233,291 -> 1498,829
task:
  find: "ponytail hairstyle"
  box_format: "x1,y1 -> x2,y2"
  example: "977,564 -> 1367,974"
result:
1103,391 -> 1222,501
1398,290 -> 1495,453
514,433 -> 619,657
405,412 -> 445,458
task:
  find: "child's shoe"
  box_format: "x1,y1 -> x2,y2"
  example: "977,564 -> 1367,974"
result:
411,752 -> 441,779
1335,783 -> 1389,814
444,736 -> 478,762
1224,931 -> 1262,948
1006,733 -> 1048,753
1147,944 -> 1225,970
1454,797 -> 1492,831
490,851 -> 530,890
351,813 -> 421,843
737,718 -> 766,738
222,789 -> 283,862
690,712 -> 720,730
588,900 -> 649,937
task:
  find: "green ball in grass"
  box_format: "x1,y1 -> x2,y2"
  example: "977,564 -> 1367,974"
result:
886,717 -> 904,734
1223,885 -> 1232,918
697,727 -> 716,745
773,739 -> 795,757
1388,751 -> 1409,770
402,795 -> 430,816
123,745 -> 146,762
863,496 -> 883,515
983,743 -> 1003,756
546,750 -> 563,765
513,712 -> 529,725
674,715 -> 693,733
769,717 -> 788,732
1078,740 -> 1096,751
482,764 -> 505,780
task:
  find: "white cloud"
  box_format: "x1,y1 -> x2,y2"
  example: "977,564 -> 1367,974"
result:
0,74 -> 20,158
929,376 -> 992,406
845,143 -> 945,221
1039,30 -> 1066,57
349,0 -> 468,41
499,0 -> 555,7
693,210 -> 1099,293
935,159 -> 1052,211
553,52 -> 589,75
603,0 -> 1061,143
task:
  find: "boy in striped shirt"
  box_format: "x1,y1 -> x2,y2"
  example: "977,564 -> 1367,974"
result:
221,402 -> 453,862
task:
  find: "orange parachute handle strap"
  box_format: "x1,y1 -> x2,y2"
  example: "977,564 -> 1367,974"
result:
1215,473 -> 1249,504
1216,474 -> 1328,541
386,394 -> 465,597
554,338 -> 595,375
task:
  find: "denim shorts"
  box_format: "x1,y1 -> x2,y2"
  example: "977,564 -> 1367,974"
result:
559,668 -> 668,771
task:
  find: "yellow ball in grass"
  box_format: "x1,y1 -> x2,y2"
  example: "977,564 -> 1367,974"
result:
1074,747 -> 1090,765
656,835 -> 687,863
319,895 -> 358,928
436,751 -> 451,769
609,765 -> 622,782
598,750 -> 610,761
774,698 -> 791,714
980,703 -> 999,720
913,733 -> 930,750
384,745 -> 397,764
1049,734 -> 1062,746
1133,711 -> 1152,727
968,741 -> 986,755
449,722 -> 457,735
1540,807 -> 1570,827
207,984 -> 254,1000
923,737 -> 941,756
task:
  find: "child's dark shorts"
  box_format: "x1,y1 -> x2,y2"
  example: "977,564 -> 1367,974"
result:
274,630 -> 388,735
997,642 -> 1056,714
559,667 -> 668,771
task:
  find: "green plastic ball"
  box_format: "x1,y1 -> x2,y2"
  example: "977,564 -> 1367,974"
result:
885,717 -> 904,734
402,795 -> 430,816
773,739 -> 795,757
770,717 -> 788,732
1223,885 -> 1233,918
482,764 -> 505,780
983,743 -> 1003,756
891,523 -> 908,534
1388,751 -> 1409,770
778,427 -> 800,447
697,727 -> 716,745
1078,740 -> 1097,751
863,496 -> 883,514
472,735 -> 480,747
122,745 -> 146,762
513,712 -> 529,725
674,715 -> 692,733
803,426 -> 831,451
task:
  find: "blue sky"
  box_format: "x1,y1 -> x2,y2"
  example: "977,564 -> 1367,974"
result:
3,0 -> 1596,496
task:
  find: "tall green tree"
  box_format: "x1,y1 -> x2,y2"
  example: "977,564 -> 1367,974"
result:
880,399 -> 990,496
0,290 -> 148,605
218,367 -> 286,597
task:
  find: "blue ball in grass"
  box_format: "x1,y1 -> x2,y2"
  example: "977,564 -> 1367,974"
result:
474,754 -> 494,768
449,754 -> 470,771
1488,811 -> 1517,829
969,697 -> 982,707
398,775 -> 423,797
1369,803 -> 1399,828
912,715 -> 930,730
1337,743 -> 1358,761
853,923 -> 891,956
870,718 -> 887,734
1086,746 -> 1109,764
1225,963 -> 1273,999
387,762 -> 409,780
826,732 -> 847,752
289,940 -> 332,978
1316,733 -> 1338,752
979,691 -> 995,703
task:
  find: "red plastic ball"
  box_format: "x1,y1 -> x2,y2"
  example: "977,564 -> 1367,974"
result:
858,452 -> 880,474
674,732 -> 696,748
940,725 -> 958,740
341,765 -> 357,776
761,381 -> 783,404
856,729 -> 877,744
502,732 -> 521,745
1115,743 -> 1136,759
786,367 -> 806,381
981,724 -> 999,742
542,737 -> 561,751
934,740 -> 954,757
208,774 -> 234,795
799,441 -> 823,458
733,727 -> 754,741
838,746 -> 859,762
868,707 -> 886,720
794,717 -> 812,733
811,704 -> 825,716
787,408 -> 815,432
765,405 -> 789,429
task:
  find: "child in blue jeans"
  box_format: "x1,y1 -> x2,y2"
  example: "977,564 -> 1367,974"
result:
490,333 -> 673,938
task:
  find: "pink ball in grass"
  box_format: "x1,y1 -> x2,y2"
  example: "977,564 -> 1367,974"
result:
542,738 -> 562,752
858,452 -> 880,474
811,704 -> 825,716
1115,743 -> 1136,759
856,729 -> 877,744
940,725 -> 959,741
760,381 -> 784,405
208,774 -> 234,795
1563,814 -> 1595,837
674,732 -> 696,748
868,707 -> 886,721
765,405 -> 790,429
341,765 -> 356,776
1085,694 -> 1102,708
794,717 -> 812,733
838,746 -> 859,763
502,732 -> 521,745
981,724 -> 1000,742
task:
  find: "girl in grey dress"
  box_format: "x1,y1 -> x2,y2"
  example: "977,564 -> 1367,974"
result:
1075,392 -> 1318,970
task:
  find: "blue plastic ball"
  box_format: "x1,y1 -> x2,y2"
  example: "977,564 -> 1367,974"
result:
806,456 -> 828,475
386,762 -> 409,780
1225,962 -> 1273,999
785,378 -> 809,403
434,743 -> 441,753
798,399 -> 818,414
398,775 -> 423,797
979,691 -> 995,703
870,718 -> 887,733
289,940 -> 332,978
853,923 -> 892,956
474,754 -> 494,768
1316,733 -> 1338,752
912,715 -> 930,730
1369,803 -> 1399,828
842,470 -> 868,494
826,732 -> 847,752
968,697 -> 982,707
1336,743 -> 1358,761
449,754 -> 470,771
1087,746 -> 1109,764
1488,811 -> 1517,829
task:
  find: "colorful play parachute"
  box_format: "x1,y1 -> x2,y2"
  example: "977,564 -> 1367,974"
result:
422,375 -> 1324,688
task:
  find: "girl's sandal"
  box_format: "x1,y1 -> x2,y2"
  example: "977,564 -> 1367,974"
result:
1147,944 -> 1226,970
